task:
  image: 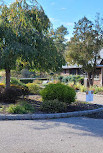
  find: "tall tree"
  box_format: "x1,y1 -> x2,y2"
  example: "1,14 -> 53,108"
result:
66,16 -> 103,86
0,0 -> 65,88
50,25 -> 68,55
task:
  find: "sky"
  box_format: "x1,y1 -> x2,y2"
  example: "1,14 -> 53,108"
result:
3,0 -> 103,40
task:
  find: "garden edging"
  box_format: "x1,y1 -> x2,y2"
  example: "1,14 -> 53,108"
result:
0,107 -> 103,120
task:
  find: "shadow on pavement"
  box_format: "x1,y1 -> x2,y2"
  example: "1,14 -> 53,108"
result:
28,117 -> 103,138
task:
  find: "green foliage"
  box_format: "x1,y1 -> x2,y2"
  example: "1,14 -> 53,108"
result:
40,83 -> 76,104
20,78 -> 34,84
89,86 -> 103,94
66,15 -> 103,86
21,69 -> 35,78
52,25 -> 69,55
0,84 -> 5,101
58,75 -> 84,84
40,99 -> 67,113
10,77 -> 29,96
10,77 -> 26,86
0,0 -> 65,88
7,101 -> 35,114
2,87 -> 23,103
58,75 -> 63,82
0,84 -> 29,103
79,85 -> 87,92
68,82 -> 87,92
26,83 -> 42,94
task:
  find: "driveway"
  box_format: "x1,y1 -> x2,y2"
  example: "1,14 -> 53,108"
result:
0,117 -> 103,153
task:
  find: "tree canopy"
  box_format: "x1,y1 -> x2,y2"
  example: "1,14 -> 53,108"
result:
50,25 -> 68,55
0,0 -> 65,88
66,15 -> 103,86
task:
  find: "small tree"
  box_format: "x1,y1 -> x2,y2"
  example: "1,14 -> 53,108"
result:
66,15 -> 103,86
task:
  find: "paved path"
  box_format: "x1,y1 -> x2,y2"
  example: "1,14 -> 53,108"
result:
0,117 -> 103,153
77,92 -> 103,105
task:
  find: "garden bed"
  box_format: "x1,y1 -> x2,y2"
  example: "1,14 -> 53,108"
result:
0,95 -> 102,114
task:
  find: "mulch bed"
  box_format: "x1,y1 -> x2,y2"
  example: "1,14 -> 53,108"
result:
0,95 -> 102,115
28,95 -> 102,112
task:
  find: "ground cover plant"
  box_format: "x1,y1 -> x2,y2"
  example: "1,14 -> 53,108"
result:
6,100 -> 36,114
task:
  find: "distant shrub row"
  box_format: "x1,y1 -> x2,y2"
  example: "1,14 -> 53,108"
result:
58,75 -> 84,84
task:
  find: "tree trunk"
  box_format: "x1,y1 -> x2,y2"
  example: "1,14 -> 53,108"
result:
88,72 -> 94,87
5,69 -> 10,89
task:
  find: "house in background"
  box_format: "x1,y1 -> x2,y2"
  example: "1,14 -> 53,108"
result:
62,59 -> 103,86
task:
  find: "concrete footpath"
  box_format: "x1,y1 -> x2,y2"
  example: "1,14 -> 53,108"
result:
77,92 -> 103,105
0,117 -> 103,153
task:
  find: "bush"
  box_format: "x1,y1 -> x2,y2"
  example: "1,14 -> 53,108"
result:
7,101 -> 35,114
58,76 -> 63,82
40,99 -> 67,113
79,85 -> 87,92
89,86 -> 103,94
20,78 -> 34,84
60,75 -> 84,84
21,69 -> 35,78
0,84 -> 5,101
40,83 -> 76,104
17,85 -> 29,96
10,77 -> 25,86
2,87 -> 23,103
26,83 -> 42,95
10,78 -> 30,96
0,85 -> 29,103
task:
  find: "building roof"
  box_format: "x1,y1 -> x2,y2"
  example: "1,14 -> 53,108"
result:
62,59 -> 103,69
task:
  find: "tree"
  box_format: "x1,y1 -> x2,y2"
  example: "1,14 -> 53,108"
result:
0,0 -> 65,88
66,15 -> 103,86
50,25 -> 69,55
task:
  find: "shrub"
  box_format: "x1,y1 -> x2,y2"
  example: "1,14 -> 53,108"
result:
0,83 -> 5,86
10,77 -> 25,86
89,86 -> 103,94
40,99 -> 67,113
20,78 -> 34,84
2,87 -> 23,103
79,85 -> 87,92
21,69 -> 31,78
1,85 -> 29,103
0,84 -> 5,101
40,83 -> 76,104
7,101 -> 35,114
10,78 -> 30,96
26,83 -> 42,94
61,75 -> 84,84
18,85 -> 29,96
58,76 -> 63,82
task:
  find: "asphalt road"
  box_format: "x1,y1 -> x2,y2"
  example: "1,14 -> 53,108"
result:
0,117 -> 103,153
